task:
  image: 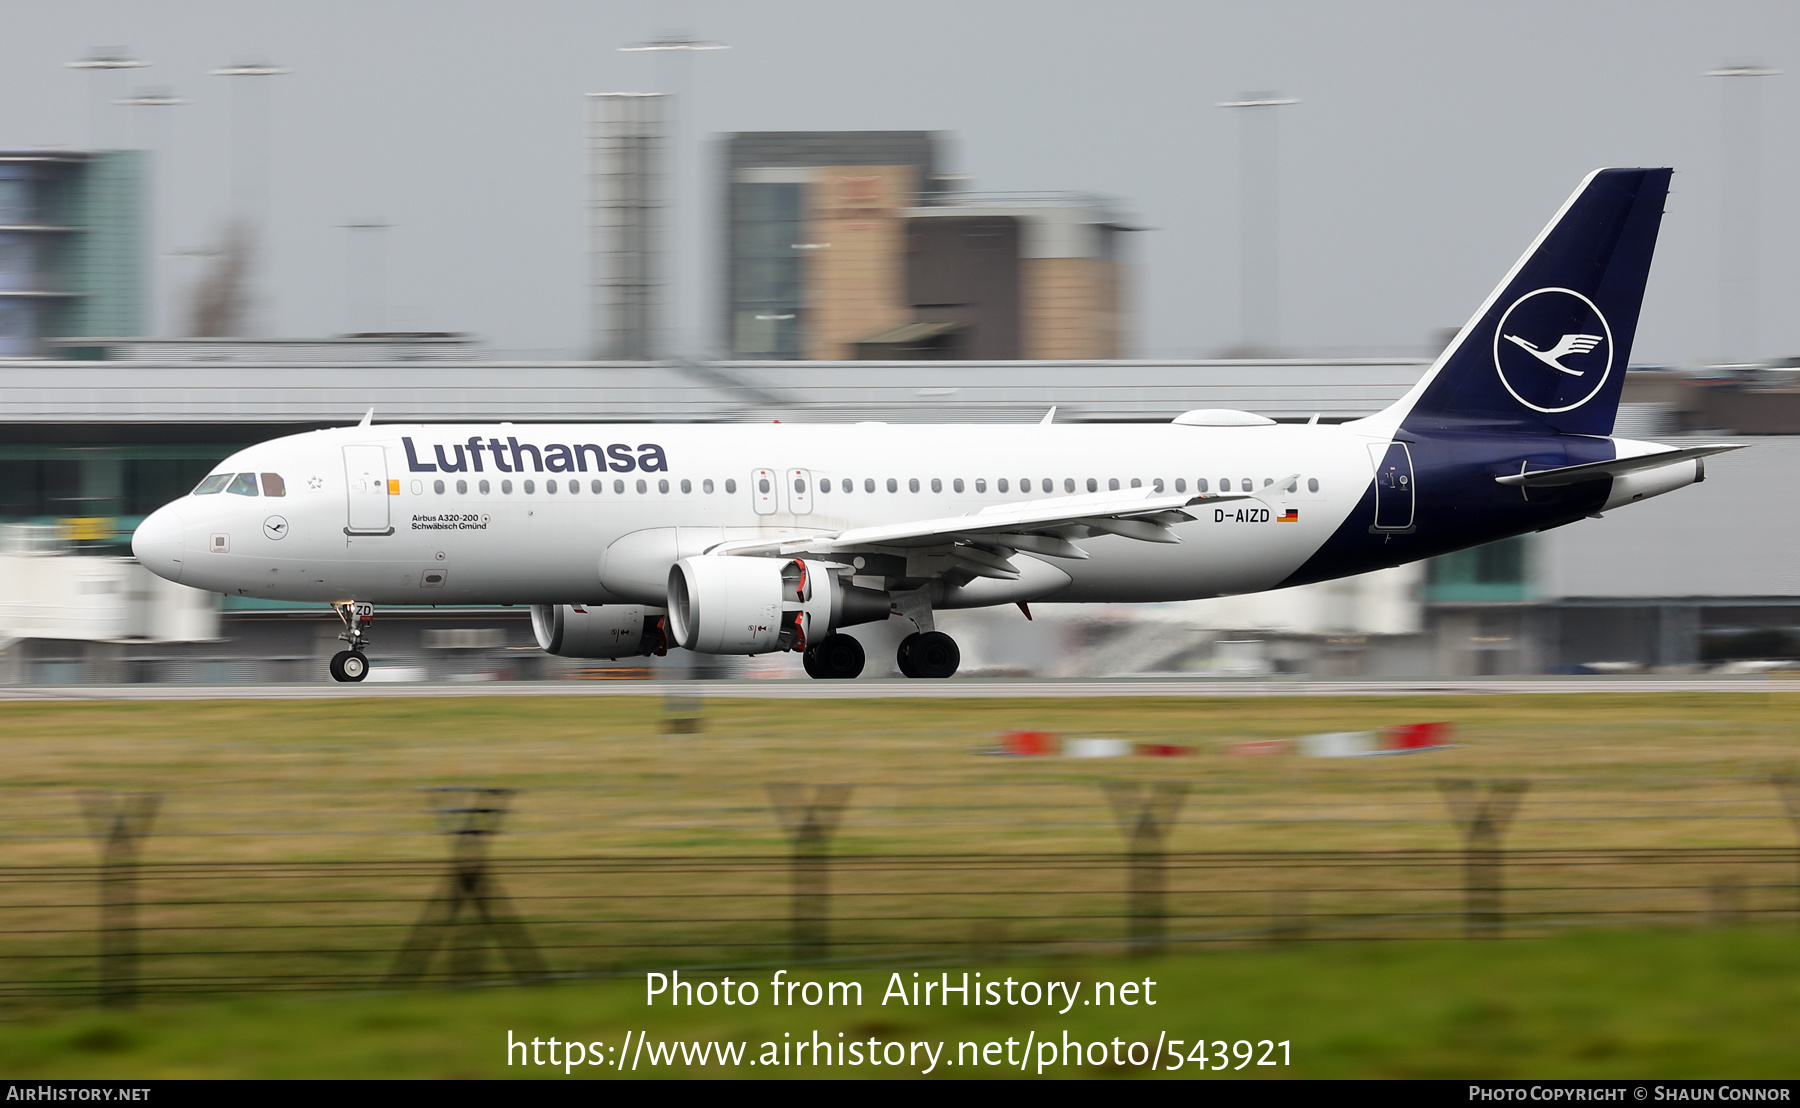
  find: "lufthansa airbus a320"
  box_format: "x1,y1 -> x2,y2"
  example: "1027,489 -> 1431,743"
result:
132,168 -> 1735,682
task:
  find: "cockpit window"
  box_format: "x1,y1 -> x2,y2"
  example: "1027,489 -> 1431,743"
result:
226,472 -> 259,496
192,473 -> 231,495
260,473 -> 286,497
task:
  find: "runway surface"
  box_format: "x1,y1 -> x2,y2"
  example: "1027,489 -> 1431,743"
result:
3,676 -> 1795,701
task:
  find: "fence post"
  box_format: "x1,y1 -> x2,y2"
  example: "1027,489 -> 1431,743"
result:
767,784 -> 852,962
78,791 -> 160,1009
388,787 -> 546,986
1773,773 -> 1800,928
1102,782 -> 1190,955
662,692 -> 704,735
1437,779 -> 1529,938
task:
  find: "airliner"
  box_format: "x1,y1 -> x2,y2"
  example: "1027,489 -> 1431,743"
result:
132,168 -> 1735,682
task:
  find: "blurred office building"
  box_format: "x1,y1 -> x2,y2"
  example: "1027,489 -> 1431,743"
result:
0,149 -> 144,358
721,132 -> 1136,361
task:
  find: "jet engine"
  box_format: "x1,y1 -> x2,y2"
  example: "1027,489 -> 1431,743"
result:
666,557 -> 889,655
530,603 -> 668,658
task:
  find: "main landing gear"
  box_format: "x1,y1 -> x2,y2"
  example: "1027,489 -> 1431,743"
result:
802,633 -> 866,680
896,631 -> 960,679
329,601 -> 374,683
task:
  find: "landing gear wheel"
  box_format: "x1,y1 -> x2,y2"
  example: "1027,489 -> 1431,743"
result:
896,631 -> 959,679
329,650 -> 369,683
804,633 -> 865,680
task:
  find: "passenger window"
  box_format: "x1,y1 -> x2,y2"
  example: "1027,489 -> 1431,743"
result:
457,479 -> 468,494
1308,478 -> 1320,493
931,478 -> 942,493
842,478 -> 853,493
1220,478 -> 1231,491
260,473 -> 286,497
953,478 -> 964,493
1263,478 -> 1273,487
1130,478 -> 1142,488
1061,478 -> 1072,493
658,479 -> 669,493
524,480 -> 536,494
887,478 -> 898,493
816,479 -> 828,494
1153,478 -> 1164,493
703,479 -> 714,494
1198,478 -> 1209,493
1285,478 -> 1297,493
226,472 -> 258,496
546,479 -> 557,493
794,477 -> 806,493
759,477 -> 771,494
502,480 -> 514,494
909,478 -> 920,493
1087,478 -> 1099,493
1107,478 -> 1119,491
864,478 -> 875,493
636,479 -> 648,494
434,479 -> 446,494
615,479 -> 625,494
975,478 -> 986,493
480,480 -> 492,494
192,473 -> 231,495
569,479 -> 580,495
1175,478 -> 1187,492
680,479 -> 691,493
1242,478 -> 1252,489
725,479 -> 737,494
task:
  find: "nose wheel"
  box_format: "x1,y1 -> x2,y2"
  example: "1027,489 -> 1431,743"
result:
896,631 -> 959,679
329,650 -> 369,683
329,601 -> 375,683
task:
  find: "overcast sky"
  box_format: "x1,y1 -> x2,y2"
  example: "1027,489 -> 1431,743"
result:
4,1 -> 1795,362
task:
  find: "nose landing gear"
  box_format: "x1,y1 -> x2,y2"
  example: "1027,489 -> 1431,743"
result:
329,649 -> 368,682
330,601 -> 374,683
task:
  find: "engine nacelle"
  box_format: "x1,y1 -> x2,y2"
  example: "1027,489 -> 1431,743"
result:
530,603 -> 668,658
666,557 -> 889,655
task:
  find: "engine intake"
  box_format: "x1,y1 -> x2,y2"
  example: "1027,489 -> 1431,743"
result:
530,603 -> 668,658
666,557 -> 889,655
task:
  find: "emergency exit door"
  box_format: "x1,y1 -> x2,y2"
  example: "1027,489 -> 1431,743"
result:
1368,441 -> 1415,532
343,445 -> 393,535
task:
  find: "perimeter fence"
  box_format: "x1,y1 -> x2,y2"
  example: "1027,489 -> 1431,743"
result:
4,777 -> 1800,1007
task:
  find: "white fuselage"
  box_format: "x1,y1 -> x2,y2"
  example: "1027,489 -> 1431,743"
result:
134,420 -> 1384,608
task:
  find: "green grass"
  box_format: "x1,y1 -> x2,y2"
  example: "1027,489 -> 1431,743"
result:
4,693 -> 1799,1077
2,928 -> 1796,1078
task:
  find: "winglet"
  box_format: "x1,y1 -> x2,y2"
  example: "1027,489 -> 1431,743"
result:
357,407 -> 374,428
1040,406 -> 1056,426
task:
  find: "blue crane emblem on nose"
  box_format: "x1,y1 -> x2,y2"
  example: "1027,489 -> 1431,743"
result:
1492,287 -> 1613,413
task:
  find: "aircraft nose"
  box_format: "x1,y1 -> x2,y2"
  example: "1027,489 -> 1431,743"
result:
132,505 -> 186,583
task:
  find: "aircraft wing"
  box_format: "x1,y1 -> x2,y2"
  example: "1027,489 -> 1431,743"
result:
712,486 -> 1265,575
1495,444 -> 1743,488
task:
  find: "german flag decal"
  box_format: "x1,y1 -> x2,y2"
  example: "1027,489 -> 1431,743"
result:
1277,508 -> 1299,523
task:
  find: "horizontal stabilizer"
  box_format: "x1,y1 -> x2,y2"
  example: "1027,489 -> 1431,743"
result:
1495,444 -> 1743,488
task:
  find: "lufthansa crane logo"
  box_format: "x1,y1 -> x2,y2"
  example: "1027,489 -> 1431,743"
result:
1492,287 -> 1613,413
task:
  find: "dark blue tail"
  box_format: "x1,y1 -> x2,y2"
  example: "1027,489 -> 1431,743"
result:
1397,168 -> 1672,437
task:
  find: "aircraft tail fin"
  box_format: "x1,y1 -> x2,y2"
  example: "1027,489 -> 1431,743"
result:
1384,168 -> 1672,437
